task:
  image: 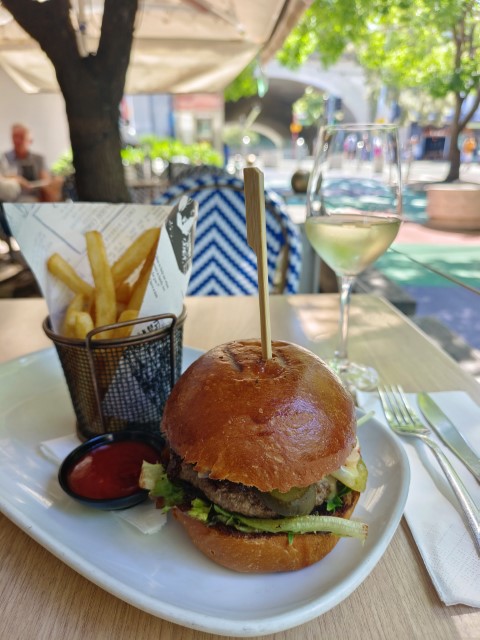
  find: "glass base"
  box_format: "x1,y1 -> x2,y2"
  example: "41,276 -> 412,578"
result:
327,358 -> 379,393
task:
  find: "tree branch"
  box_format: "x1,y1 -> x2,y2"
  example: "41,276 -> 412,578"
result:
96,0 -> 138,103
1,0 -> 80,67
459,87 -> 480,130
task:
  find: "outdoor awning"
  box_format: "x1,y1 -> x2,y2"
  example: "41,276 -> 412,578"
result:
0,0 -> 309,94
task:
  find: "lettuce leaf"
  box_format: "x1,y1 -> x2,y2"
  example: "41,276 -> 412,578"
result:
189,498 -> 367,541
139,461 -> 185,511
140,463 -> 368,542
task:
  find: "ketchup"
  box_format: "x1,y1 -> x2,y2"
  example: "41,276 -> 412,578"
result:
67,440 -> 160,500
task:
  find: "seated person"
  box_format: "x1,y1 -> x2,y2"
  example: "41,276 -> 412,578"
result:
0,123 -> 63,202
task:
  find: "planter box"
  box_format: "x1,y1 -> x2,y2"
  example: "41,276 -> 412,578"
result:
426,183 -> 480,230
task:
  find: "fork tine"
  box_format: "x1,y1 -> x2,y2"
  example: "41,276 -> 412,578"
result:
380,385 -> 405,427
396,386 -> 418,424
378,384 -> 429,433
392,385 -> 429,433
378,385 -> 399,426
392,385 -> 412,425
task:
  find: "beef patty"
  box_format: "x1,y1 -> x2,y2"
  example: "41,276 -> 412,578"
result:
167,452 -> 334,518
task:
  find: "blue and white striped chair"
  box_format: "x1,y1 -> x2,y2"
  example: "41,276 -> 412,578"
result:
155,173 -> 302,295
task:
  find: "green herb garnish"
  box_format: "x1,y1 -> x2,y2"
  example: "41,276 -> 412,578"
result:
326,482 -> 351,512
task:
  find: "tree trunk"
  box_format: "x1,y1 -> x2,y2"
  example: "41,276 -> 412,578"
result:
2,0 -> 137,203
445,123 -> 461,183
444,92 -> 464,183
62,70 -> 131,203
446,87 -> 480,183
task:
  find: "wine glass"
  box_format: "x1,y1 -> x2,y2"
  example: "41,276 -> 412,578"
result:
306,123 -> 403,390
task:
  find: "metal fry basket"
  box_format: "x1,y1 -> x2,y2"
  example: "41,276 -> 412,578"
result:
43,307 -> 186,440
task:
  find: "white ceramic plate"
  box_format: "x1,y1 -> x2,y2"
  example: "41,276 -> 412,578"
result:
0,347 -> 410,637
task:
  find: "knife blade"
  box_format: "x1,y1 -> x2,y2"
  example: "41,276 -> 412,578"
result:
417,392 -> 480,483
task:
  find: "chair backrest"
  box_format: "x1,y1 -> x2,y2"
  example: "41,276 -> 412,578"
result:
155,174 -> 302,295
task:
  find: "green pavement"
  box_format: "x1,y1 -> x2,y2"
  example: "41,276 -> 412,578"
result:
376,244 -> 480,289
403,190 -> 427,221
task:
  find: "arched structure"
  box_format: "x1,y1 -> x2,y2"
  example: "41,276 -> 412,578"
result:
225,55 -> 371,153
266,57 -> 370,125
249,123 -> 284,148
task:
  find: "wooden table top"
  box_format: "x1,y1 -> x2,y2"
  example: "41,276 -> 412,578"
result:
0,294 -> 479,640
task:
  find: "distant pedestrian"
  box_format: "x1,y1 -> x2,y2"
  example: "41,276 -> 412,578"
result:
462,134 -> 476,168
344,134 -> 357,159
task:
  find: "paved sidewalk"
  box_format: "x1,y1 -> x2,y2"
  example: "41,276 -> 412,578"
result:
406,159 -> 480,185
263,157 -> 480,189
383,224 -> 480,380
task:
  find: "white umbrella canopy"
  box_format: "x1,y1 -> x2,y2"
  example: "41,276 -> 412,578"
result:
0,0 -> 308,94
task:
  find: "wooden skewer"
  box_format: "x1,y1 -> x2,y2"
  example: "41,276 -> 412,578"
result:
243,166 -> 272,361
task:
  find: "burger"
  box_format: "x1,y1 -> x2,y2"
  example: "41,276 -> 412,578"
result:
140,339 -> 368,573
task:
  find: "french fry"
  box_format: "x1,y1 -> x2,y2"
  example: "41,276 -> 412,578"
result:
112,309 -> 139,339
111,228 -> 160,286
62,293 -> 89,337
127,243 -> 157,312
116,301 -> 127,318
115,281 -> 132,304
85,230 -> 117,335
47,253 -> 94,297
73,311 -> 95,339
49,227 -> 160,338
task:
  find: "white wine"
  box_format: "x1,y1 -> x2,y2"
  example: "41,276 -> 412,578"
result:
305,213 -> 401,276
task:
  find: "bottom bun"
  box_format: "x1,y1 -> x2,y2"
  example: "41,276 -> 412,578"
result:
173,491 -> 360,573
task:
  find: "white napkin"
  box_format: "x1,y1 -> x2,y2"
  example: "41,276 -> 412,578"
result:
39,434 -> 167,534
358,390 -> 480,607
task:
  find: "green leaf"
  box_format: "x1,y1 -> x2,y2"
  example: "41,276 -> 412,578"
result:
224,61 -> 262,102
206,503 -> 368,541
139,462 -> 185,511
326,494 -> 343,512
326,482 -> 351,512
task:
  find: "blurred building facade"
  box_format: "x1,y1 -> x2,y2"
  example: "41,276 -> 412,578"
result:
3,47 -> 479,172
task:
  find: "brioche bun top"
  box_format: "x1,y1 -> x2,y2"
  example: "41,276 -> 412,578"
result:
161,339 -> 356,493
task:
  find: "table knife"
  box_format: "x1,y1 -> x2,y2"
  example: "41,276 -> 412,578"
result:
417,392 -> 480,483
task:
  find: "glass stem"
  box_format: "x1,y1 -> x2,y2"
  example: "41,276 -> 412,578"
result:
335,275 -> 356,363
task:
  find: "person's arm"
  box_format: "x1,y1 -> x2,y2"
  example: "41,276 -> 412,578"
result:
0,177 -> 21,201
0,153 -> 35,190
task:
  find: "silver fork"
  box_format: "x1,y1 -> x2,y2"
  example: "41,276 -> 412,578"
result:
378,384 -> 480,555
